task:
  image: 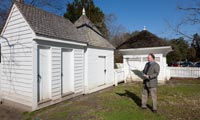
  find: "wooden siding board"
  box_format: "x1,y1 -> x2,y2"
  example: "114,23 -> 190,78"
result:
51,47 -> 62,99
1,5 -> 33,107
74,49 -> 84,93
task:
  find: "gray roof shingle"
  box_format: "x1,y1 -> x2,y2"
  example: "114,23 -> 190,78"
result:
75,15 -> 115,49
117,30 -> 169,49
15,2 -> 87,43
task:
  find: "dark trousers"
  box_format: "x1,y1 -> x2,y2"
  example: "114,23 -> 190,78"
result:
141,86 -> 157,110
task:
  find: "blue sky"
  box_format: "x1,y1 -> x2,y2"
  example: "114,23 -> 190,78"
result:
36,0 -> 198,40
93,0 -> 199,40
2,0 -> 199,40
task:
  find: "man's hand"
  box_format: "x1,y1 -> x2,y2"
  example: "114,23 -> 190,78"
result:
143,74 -> 149,79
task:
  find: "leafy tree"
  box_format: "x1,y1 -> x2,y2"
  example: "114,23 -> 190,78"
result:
187,46 -> 196,61
113,32 -> 131,63
192,33 -> 200,59
64,0 -> 109,38
192,33 -> 200,48
167,37 -> 189,64
167,50 -> 181,65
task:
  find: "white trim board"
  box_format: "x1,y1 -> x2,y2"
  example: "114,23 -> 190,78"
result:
34,36 -> 87,47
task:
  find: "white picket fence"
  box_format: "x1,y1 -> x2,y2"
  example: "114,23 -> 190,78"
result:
114,69 -> 125,86
114,65 -> 200,83
114,63 -> 126,86
168,67 -> 200,78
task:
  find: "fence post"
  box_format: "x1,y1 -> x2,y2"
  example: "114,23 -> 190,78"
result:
114,70 -> 118,86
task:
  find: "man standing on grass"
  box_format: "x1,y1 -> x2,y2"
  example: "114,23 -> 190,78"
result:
141,53 -> 160,113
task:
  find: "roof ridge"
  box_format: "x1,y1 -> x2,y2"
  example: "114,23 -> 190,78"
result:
14,2 -> 70,23
13,1 -> 88,43
75,15 -> 114,49
75,15 -> 103,36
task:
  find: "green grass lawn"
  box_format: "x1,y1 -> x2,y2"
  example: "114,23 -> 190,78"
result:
24,79 -> 200,120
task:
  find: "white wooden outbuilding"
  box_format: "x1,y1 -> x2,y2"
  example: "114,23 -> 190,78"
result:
117,30 -> 172,83
75,9 -> 115,93
0,2 -> 115,111
119,46 -> 172,83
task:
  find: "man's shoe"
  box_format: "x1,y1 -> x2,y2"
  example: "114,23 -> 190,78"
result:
152,110 -> 157,113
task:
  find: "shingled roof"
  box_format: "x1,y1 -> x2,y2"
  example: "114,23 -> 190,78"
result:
75,11 -> 114,49
14,2 -> 87,43
117,30 -> 169,49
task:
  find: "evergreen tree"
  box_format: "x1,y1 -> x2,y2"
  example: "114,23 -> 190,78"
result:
167,37 -> 189,64
64,0 -> 109,38
192,33 -> 200,59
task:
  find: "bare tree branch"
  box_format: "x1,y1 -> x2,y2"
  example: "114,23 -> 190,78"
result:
166,1 -> 200,40
178,6 -> 200,12
164,19 -> 193,40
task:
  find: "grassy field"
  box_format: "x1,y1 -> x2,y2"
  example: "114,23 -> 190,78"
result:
24,79 -> 200,120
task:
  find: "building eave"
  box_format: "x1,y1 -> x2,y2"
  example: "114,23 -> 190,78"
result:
33,35 -> 87,46
118,46 -> 173,56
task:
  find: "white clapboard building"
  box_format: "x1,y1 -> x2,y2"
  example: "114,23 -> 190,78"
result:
0,2 -> 114,111
117,30 -> 172,83
75,9 -> 115,93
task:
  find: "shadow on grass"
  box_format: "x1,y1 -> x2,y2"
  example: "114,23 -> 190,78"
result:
116,90 -> 152,110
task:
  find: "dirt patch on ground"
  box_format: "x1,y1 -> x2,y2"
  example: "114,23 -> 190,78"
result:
0,104 -> 25,120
